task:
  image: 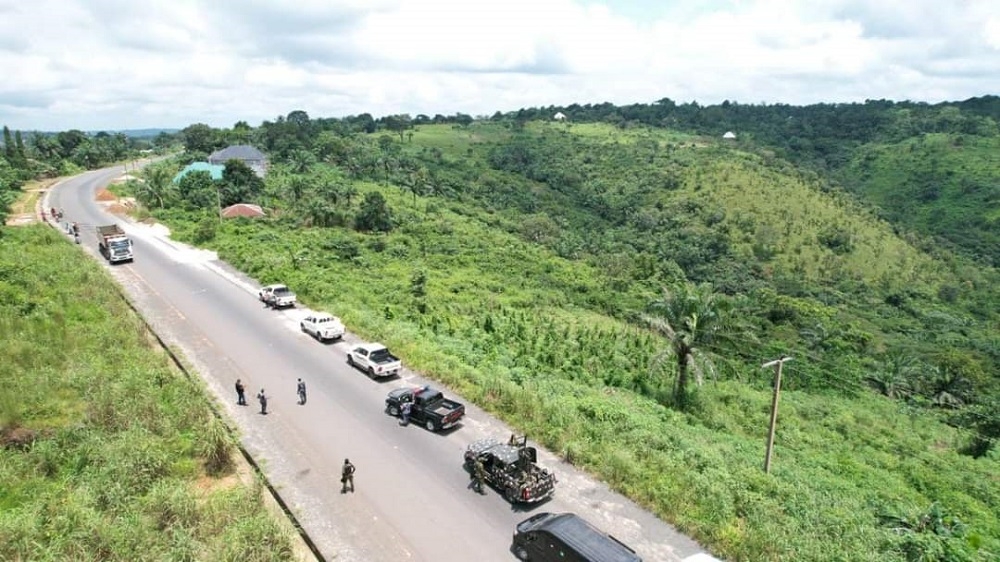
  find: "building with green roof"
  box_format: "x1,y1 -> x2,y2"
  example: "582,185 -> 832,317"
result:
173,161 -> 226,184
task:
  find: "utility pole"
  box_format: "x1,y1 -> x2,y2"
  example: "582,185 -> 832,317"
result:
762,356 -> 792,474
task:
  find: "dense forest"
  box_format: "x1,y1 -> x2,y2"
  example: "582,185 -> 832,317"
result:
2,96 -> 998,561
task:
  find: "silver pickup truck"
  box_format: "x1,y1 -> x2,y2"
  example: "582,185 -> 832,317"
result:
259,283 -> 297,308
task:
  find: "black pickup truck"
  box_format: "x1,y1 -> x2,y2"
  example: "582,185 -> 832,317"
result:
385,385 -> 465,432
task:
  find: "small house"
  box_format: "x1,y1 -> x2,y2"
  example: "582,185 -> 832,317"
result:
207,145 -> 269,177
722,131 -> 737,140
553,112 -> 567,121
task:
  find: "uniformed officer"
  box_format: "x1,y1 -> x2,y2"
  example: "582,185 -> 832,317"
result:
341,458 -> 355,493
473,458 -> 487,494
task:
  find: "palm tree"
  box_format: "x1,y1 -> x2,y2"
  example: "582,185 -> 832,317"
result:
868,350 -> 917,399
138,162 -> 177,209
644,282 -> 730,409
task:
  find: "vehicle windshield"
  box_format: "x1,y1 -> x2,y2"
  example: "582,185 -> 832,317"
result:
110,240 -> 131,251
274,288 -> 290,295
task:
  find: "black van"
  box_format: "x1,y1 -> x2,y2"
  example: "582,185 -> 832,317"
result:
512,512 -> 642,562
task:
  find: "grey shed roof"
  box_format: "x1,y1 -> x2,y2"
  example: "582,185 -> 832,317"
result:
208,145 -> 266,162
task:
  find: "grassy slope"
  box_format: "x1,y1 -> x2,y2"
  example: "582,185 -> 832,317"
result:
154,123 -> 1000,561
838,133 -> 1000,265
0,226 -> 294,561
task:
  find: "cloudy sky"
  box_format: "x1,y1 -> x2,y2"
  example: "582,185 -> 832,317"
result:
1,0 -> 999,132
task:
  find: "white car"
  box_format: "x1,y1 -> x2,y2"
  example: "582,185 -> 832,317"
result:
300,313 -> 345,341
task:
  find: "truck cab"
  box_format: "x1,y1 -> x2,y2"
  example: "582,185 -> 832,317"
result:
96,224 -> 133,263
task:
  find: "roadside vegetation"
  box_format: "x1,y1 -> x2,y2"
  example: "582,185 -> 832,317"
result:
2,98 -> 998,561
0,226 -> 294,561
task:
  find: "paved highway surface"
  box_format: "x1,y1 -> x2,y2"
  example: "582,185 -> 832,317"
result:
46,165 -> 721,562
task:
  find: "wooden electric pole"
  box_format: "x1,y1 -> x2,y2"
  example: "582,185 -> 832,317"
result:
762,356 -> 792,474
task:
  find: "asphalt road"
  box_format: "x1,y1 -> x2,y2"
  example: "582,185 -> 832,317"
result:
46,165 -> 721,562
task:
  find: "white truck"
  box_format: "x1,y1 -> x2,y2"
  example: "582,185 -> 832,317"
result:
300,313 -> 345,341
96,224 -> 133,263
347,343 -> 402,378
258,284 -> 297,308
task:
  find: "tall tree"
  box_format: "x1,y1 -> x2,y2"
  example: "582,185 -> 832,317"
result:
354,191 -> 393,232
644,282 -> 730,409
220,159 -> 264,206
2,126 -> 13,161
181,123 -> 219,154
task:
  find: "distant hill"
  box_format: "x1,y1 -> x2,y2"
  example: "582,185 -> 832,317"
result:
95,128 -> 179,138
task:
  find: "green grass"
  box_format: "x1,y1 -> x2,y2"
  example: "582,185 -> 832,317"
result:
159,194 -> 999,561
839,133 -> 1000,266
141,118 -> 1000,561
0,225 -> 294,562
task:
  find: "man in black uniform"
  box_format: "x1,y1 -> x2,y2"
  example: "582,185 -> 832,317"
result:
341,458 -> 355,493
257,388 -> 268,414
297,378 -> 307,405
235,379 -> 247,406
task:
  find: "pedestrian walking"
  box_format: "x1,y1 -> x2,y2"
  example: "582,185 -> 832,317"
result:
472,458 -> 487,494
400,401 -> 412,425
235,379 -> 247,406
257,388 -> 268,414
341,459 -> 355,493
297,378 -> 307,405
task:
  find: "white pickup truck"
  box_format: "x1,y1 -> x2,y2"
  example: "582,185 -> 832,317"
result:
347,343 -> 402,378
259,284 -> 297,308
300,313 -> 345,341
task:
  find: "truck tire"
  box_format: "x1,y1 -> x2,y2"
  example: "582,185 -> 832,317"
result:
300,323 -> 306,333
514,546 -> 529,561
347,356 -> 354,366
425,420 -> 436,432
388,405 -> 399,417
367,366 -> 376,378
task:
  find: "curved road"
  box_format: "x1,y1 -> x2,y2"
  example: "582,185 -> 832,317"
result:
46,165 -> 720,562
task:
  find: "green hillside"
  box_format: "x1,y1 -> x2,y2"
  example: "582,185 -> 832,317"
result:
838,133 -> 1000,266
5,101 -> 998,561
118,113 -> 999,562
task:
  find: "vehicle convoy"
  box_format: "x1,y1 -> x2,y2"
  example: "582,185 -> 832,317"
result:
300,313 -> 345,341
385,385 -> 466,431
512,512 -> 642,562
464,435 -> 557,504
96,224 -> 133,263
347,343 -> 402,378
259,284 -> 297,308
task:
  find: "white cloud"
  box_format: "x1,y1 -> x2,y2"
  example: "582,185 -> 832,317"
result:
0,0 -> 997,131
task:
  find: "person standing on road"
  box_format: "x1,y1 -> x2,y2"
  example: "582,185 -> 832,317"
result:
297,378 -> 307,405
257,388 -> 268,415
235,379 -> 247,406
472,458 -> 487,494
341,459 -> 355,493
400,401 -> 412,425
